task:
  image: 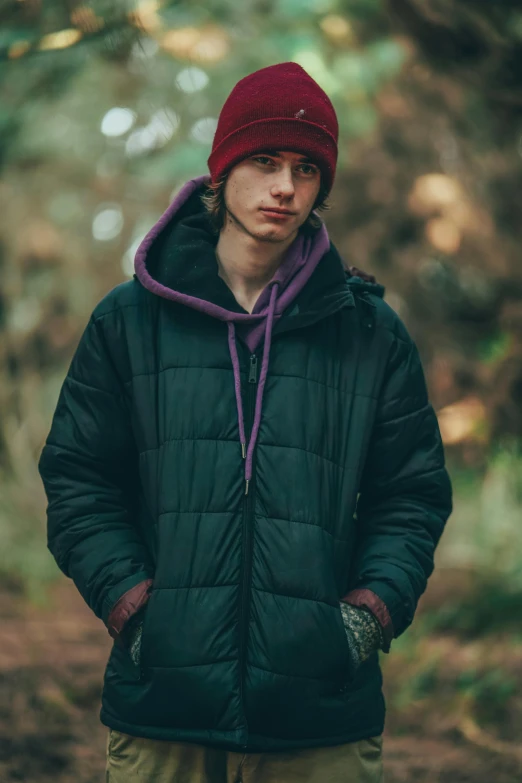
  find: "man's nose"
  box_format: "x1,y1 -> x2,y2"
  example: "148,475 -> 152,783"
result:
271,166 -> 295,197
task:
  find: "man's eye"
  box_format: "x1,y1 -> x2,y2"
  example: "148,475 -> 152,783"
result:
298,164 -> 317,175
254,156 -> 273,165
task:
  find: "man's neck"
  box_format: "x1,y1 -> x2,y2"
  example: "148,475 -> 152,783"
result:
215,221 -> 297,314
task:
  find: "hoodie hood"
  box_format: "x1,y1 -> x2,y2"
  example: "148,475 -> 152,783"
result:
134,174 -> 384,494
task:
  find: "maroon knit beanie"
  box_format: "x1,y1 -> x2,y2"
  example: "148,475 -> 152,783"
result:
207,62 -> 339,194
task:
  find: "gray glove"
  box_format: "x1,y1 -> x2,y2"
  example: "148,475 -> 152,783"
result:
121,606 -> 146,667
340,602 -> 384,671
128,619 -> 143,667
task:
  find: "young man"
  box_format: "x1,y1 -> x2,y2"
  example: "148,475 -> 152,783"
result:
38,62 -> 452,782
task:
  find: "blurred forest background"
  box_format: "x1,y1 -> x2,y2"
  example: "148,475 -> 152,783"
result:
1,0 -> 522,781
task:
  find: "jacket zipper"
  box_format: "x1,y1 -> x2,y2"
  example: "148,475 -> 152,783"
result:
238,353 -> 258,745
248,354 -> 258,384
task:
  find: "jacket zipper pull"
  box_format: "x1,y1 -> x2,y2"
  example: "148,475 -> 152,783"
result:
248,354 -> 258,384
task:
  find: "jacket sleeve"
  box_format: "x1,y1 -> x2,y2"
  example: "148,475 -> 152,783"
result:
38,311 -> 154,634
343,323 -> 452,652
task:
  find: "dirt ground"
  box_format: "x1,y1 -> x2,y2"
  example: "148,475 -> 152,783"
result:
0,578 -> 520,783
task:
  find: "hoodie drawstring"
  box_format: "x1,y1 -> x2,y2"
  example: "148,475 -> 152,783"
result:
227,322 -> 246,458
227,282 -> 279,495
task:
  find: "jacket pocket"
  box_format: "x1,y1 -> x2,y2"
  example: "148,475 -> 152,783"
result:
109,636 -> 142,683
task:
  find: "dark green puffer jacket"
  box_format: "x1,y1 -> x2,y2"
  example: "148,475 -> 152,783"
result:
38,181 -> 452,752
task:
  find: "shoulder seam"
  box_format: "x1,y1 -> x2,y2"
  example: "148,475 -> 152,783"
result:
92,300 -> 142,323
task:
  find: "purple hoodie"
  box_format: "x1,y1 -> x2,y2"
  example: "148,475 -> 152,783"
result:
134,174 -> 331,494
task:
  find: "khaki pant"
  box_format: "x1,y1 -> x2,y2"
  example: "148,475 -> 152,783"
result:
106,729 -> 384,782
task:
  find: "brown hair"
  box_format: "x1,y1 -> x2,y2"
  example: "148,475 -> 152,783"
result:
200,172 -> 331,235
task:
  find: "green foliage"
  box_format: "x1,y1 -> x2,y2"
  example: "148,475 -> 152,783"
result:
135,141 -> 208,183
456,668 -> 517,706
477,331 -> 512,364
366,38 -> 407,78
429,578 -> 522,637
278,0 -> 336,18
437,447 -> 522,585
340,0 -> 382,18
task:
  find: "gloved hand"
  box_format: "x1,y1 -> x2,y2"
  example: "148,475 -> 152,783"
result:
121,606 -> 146,668
128,619 -> 144,667
339,602 -> 384,673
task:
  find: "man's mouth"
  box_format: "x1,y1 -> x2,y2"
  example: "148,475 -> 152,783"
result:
260,208 -> 295,219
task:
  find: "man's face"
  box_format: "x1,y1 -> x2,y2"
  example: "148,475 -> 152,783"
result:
223,150 -> 322,244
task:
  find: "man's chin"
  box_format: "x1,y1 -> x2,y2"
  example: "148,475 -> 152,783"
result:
251,220 -> 299,243
254,226 -> 291,242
